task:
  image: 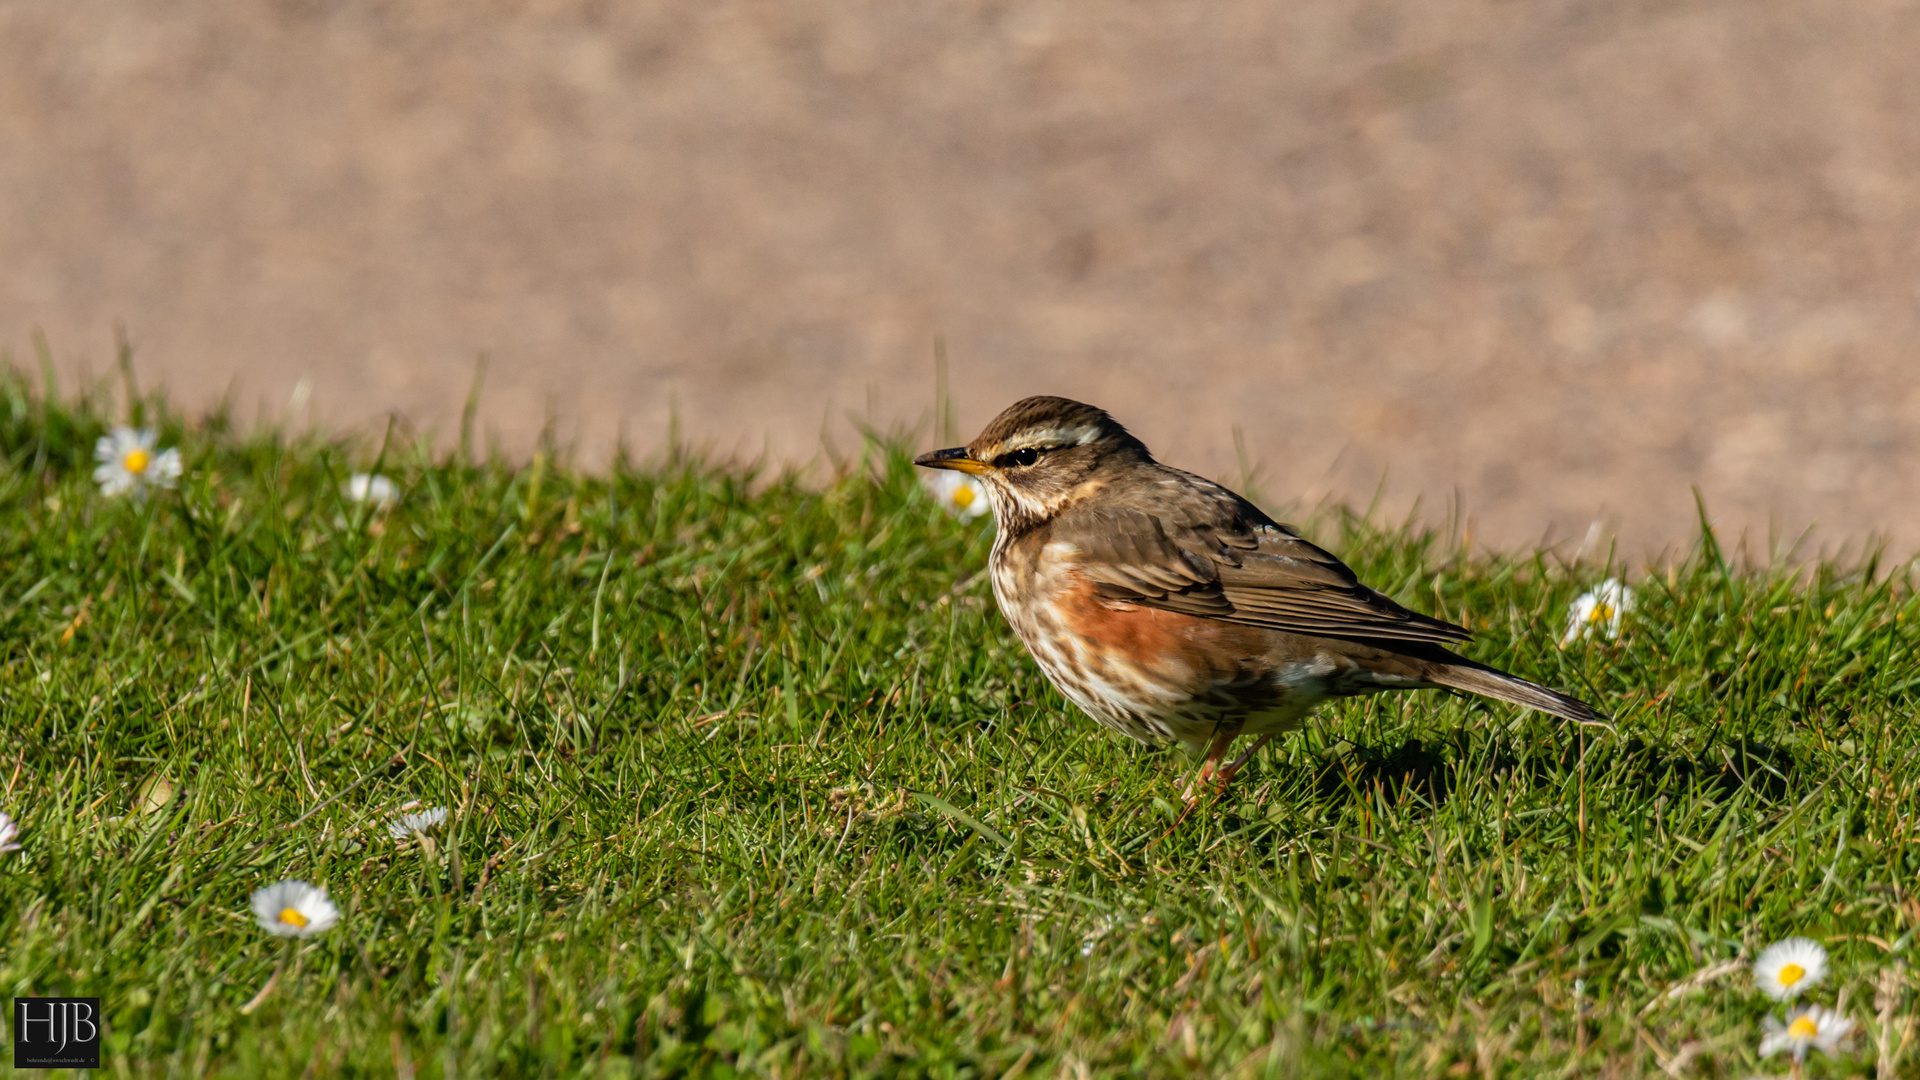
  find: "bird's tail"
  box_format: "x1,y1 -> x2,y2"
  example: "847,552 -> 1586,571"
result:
1424,659 -> 1605,725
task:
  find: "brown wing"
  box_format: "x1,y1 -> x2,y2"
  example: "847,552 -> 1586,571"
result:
1051,473 -> 1470,646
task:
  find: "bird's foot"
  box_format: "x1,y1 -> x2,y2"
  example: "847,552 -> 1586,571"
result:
1180,761 -> 1217,805
1210,733 -> 1278,790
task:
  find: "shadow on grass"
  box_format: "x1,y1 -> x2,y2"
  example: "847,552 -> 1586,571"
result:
1304,733 -> 1798,808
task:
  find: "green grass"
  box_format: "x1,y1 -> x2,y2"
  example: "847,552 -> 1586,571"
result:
2,373 -> 1918,1078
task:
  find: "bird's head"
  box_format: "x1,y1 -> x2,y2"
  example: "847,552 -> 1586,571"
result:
914,396 -> 1152,531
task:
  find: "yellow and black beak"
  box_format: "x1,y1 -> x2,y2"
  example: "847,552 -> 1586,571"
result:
913,446 -> 990,474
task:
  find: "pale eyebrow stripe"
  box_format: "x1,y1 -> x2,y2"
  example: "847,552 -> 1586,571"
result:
1005,424 -> 1098,451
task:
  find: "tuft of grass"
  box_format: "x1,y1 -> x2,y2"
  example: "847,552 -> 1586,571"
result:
1,370 -> 1917,1078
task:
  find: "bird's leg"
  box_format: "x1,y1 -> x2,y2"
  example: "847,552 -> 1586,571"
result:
1183,724 -> 1242,803
1214,732 -> 1277,788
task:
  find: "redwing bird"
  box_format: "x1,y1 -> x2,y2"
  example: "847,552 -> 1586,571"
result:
915,396 -> 1601,791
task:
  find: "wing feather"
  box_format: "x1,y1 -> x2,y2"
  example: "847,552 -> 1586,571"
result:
1049,478 -> 1470,645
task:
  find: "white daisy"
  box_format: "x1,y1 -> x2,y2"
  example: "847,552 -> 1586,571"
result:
344,473 -> 400,507
1561,578 -> 1633,646
93,426 -> 183,498
1753,937 -> 1828,1000
386,805 -> 449,840
922,468 -> 989,521
1759,1003 -> 1854,1063
250,879 -> 340,938
0,811 -> 19,853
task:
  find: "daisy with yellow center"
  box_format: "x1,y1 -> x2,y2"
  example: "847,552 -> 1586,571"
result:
1561,578 -> 1634,646
249,879 -> 340,938
93,426 -> 183,498
1753,936 -> 1827,1000
922,468 -> 990,521
1759,1003 -> 1853,1063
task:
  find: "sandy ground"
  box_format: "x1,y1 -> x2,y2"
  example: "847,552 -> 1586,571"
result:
4,0 -> 1918,560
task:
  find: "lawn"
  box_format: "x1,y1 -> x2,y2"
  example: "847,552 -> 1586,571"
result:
1,374 -> 1917,1078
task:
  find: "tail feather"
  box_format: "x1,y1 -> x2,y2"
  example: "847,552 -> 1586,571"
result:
1424,660 -> 1604,725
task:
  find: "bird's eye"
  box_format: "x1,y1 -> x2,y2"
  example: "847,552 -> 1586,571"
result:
995,448 -> 1041,468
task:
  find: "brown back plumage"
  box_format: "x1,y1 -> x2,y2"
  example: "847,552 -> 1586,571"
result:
973,396 -> 1471,646
1044,494 -> 1473,646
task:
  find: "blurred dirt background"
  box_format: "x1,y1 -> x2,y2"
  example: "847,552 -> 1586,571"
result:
3,0 -> 1918,559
